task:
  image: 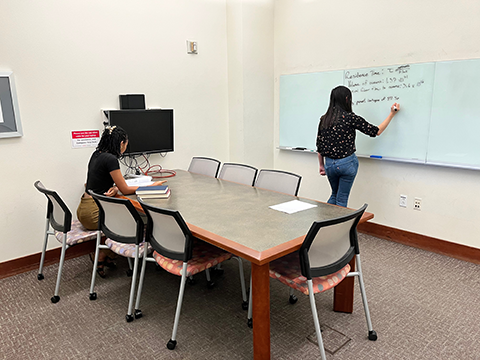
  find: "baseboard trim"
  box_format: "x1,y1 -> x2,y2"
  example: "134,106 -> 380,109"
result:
358,222 -> 480,265
0,241 -> 95,280
1,223 -> 478,279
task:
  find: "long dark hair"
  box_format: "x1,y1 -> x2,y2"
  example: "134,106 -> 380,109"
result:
97,125 -> 128,158
320,86 -> 353,130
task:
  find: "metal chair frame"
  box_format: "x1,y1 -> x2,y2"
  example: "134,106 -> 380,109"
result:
247,204 -> 376,360
136,200 -> 248,350
34,180 -> 97,304
88,191 -> 145,322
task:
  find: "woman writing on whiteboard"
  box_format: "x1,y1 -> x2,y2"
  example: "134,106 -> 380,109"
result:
316,85 -> 400,207
77,125 -> 166,277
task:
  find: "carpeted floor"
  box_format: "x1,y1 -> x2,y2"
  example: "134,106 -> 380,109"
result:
1,234 -> 479,359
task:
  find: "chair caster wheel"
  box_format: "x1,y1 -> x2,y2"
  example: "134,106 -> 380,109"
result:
134,309 -> 143,319
167,339 -> 177,350
126,314 -> 134,323
89,292 -> 97,301
187,277 -> 196,285
37,274 -> 44,281
51,295 -> 60,304
207,280 -> 215,289
289,294 -> 298,304
247,318 -> 253,328
368,330 -> 378,341
126,269 -> 133,277
242,301 -> 248,310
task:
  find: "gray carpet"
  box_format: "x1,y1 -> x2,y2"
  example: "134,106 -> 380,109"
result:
1,234 -> 480,359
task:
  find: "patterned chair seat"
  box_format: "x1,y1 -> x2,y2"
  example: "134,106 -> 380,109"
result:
106,238 -> 153,258
54,220 -> 98,246
153,241 -> 233,277
269,251 -> 351,295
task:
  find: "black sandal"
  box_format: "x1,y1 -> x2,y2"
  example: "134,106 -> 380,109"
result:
89,253 -> 107,278
104,256 -> 117,269
96,262 -> 106,278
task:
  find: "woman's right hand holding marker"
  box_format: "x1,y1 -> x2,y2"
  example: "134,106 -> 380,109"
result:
377,103 -> 400,135
391,102 -> 400,114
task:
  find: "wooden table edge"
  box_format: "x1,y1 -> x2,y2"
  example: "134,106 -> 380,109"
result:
189,211 -> 373,265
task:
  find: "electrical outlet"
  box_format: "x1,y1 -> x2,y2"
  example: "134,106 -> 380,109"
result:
414,197 -> 422,211
399,195 -> 407,208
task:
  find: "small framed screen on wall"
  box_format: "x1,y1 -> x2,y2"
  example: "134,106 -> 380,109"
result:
0,71 -> 23,138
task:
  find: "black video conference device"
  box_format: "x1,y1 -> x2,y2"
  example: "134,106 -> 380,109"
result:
119,94 -> 146,110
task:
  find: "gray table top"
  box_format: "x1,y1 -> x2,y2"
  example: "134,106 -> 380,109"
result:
140,170 -> 356,259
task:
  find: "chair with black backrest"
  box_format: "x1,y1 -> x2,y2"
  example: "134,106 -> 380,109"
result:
88,191 -> 151,322
254,169 -> 302,196
248,204 -> 376,360
187,156 -> 221,178
135,199 -> 248,350
34,180 -> 98,303
218,163 -> 258,186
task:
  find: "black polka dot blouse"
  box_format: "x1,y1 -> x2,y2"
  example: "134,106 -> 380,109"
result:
316,108 -> 379,159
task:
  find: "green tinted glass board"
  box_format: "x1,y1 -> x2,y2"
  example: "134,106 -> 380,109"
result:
279,59 -> 480,169
279,70 -> 343,150
428,59 -> 480,168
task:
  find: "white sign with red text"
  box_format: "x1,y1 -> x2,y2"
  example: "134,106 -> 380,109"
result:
71,130 -> 100,148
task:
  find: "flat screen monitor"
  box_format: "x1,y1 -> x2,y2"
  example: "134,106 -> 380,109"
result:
107,109 -> 174,156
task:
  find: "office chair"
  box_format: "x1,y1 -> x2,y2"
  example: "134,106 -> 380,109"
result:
187,156 -> 221,177
248,204 -> 376,360
254,169 -> 302,196
135,199 -> 248,350
88,191 -> 151,322
34,180 -> 98,303
218,163 -> 258,186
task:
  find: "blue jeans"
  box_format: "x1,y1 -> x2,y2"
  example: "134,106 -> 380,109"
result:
324,153 -> 359,207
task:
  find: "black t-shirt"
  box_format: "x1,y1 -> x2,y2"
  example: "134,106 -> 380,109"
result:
316,108 -> 379,159
85,150 -> 120,195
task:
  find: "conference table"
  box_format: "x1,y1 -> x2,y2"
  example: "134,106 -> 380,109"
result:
142,170 -> 373,359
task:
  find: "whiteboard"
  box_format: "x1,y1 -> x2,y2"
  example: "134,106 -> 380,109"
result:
279,70 -> 343,151
279,59 -> 480,169
428,60 -> 480,168
350,63 -> 435,161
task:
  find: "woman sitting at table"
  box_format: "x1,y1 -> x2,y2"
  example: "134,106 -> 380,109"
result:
77,125 -> 166,277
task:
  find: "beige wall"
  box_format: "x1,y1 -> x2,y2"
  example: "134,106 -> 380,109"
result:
1,0 -> 479,265
227,0 -> 274,167
0,0 -> 230,262
273,0 -> 480,249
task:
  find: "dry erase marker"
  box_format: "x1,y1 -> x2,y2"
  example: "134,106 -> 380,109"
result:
393,106 -> 398,111
370,155 -> 382,159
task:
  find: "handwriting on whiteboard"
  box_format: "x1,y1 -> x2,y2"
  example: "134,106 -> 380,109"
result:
345,65 -> 427,106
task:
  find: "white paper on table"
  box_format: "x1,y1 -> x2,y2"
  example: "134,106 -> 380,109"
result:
269,200 -> 317,214
125,176 -> 154,186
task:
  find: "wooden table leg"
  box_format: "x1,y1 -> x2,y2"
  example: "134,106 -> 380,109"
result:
251,262 -> 270,360
333,256 -> 356,313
